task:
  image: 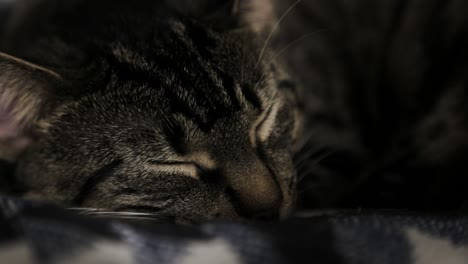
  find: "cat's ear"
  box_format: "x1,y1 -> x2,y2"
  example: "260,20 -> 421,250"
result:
169,0 -> 276,33
0,52 -> 61,160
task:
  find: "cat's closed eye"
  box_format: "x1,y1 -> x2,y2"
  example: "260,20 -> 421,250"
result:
145,162 -> 202,179
145,155 -> 215,180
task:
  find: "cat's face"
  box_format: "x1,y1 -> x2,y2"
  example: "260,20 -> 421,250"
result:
0,0 -> 302,222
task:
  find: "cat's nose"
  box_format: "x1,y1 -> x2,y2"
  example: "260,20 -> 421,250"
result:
226,165 -> 283,219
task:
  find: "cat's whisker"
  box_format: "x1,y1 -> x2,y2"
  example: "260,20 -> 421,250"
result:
154,105 -> 176,133
268,29 -> 328,65
294,130 -> 319,152
295,152 -> 323,170
82,210 -> 154,215
297,150 -> 334,181
296,158 -> 320,174
294,140 -> 317,158
82,211 -> 160,216
92,214 -> 165,221
68,207 -> 164,216
256,0 -> 303,67
295,151 -> 320,168
68,207 -> 102,211
73,210 -> 164,219
293,132 -> 327,159
294,143 -> 326,166
297,167 -> 321,182
102,216 -> 161,221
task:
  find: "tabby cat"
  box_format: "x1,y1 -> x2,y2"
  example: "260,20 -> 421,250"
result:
0,0 -> 302,222
2,0 -> 468,223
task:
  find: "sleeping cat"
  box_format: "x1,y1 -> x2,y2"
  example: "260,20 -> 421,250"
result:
0,0 -> 302,222
2,0 -> 468,223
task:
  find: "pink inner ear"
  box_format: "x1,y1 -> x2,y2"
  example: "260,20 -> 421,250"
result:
0,110 -> 31,158
0,109 -> 19,138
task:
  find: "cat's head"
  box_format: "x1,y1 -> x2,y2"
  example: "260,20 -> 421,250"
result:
0,0 -> 303,222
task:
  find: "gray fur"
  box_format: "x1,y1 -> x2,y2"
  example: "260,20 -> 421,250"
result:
0,0 -> 302,222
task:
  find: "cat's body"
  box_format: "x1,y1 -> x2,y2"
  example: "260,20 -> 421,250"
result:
275,0 -> 468,211
1,0 -> 468,223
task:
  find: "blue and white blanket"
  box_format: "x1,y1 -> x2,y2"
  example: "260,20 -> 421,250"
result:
0,196 -> 467,264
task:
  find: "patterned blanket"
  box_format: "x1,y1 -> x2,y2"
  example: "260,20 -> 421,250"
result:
0,196 -> 467,264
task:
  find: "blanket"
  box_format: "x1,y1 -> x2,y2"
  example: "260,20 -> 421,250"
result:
0,196 -> 466,264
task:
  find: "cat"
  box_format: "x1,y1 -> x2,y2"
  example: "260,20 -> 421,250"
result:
0,0 -> 304,222
3,0 -> 468,223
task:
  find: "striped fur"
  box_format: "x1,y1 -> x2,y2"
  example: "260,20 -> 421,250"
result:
274,0 -> 468,211
0,0 -> 300,222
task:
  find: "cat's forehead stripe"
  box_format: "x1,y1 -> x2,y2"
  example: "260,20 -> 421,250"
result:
165,18 -> 264,114
109,19 -> 266,136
